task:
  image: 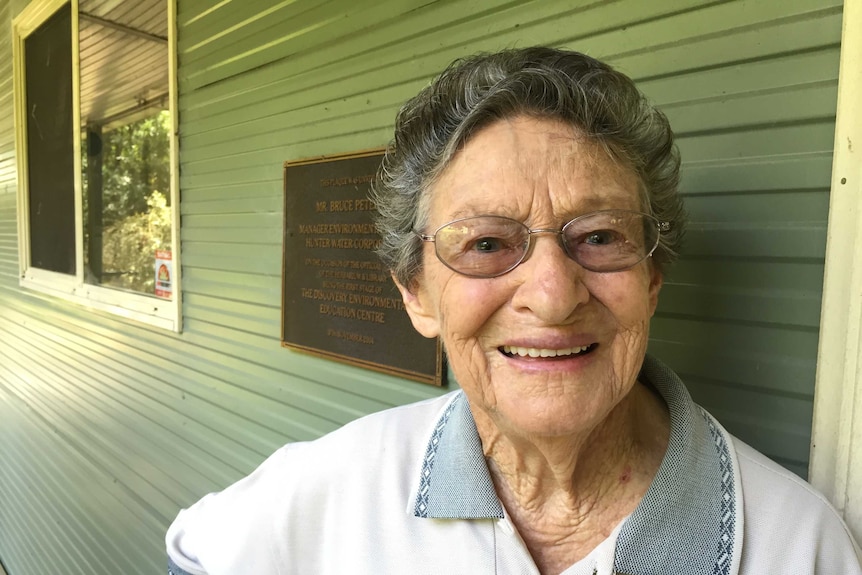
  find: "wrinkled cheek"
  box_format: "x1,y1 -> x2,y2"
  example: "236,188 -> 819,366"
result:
437,313 -> 497,403
440,319 -> 488,375
435,284 -> 492,355
610,318 -> 651,391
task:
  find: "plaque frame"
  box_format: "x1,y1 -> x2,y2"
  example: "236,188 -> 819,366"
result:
281,149 -> 444,386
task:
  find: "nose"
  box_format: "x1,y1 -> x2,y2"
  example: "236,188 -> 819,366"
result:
509,233 -> 589,324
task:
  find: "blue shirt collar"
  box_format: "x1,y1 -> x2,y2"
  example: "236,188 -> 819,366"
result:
411,354 -> 739,575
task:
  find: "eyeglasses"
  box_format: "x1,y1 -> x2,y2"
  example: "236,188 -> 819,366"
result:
415,209 -> 670,278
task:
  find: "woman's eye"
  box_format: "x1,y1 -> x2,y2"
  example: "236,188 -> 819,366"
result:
583,230 -> 620,245
472,237 -> 503,252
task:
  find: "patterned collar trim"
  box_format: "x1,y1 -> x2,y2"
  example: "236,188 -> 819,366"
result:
412,390 -> 504,519
410,354 -> 743,575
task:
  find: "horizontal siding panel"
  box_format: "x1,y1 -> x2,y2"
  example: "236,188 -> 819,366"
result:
0,467 -> 90,575
0,337 -> 194,513
0,115 -> 13,139
664,82 -> 838,134
667,259 -> 826,295
0,152 -> 17,175
181,266 -> 280,304
180,194 -> 282,214
182,2 -> 361,69
0,302 -> 389,467
180,83 -> 412,161
0,219 -> 17,236
0,381 -> 172,542
684,376 -> 814,461
174,321 -> 439,408
177,0 -> 709,120
180,107 -> 396,171
179,0 -> 352,56
179,181 -> 281,203
179,164 -> 282,188
638,47 -> 841,105
182,291 -> 278,334
172,329 -> 425,429
0,243 -> 17,259
658,283 -> 822,328
681,153 -> 833,194
182,211 -> 282,229
181,222 -> 282,244
652,313 -> 821,471
0,195 -> 16,275
607,3 -> 841,77
177,1 -> 838,130
649,340 -> 817,400
677,123 -> 835,161
682,226 -> 826,259
14,294 -> 419,417
684,190 -> 829,222
182,240 -> 282,274
0,3 -> 13,198
0,267 -> 19,283
180,0 -> 699,92
649,316 -> 819,395
0,379 -> 168,574
0,326 -> 251,491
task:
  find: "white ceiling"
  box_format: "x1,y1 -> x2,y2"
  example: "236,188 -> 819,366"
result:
78,0 -> 168,127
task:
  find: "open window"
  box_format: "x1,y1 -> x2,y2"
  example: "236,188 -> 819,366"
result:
13,0 -> 180,330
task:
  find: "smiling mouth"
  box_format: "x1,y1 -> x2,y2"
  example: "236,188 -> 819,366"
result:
500,343 -> 597,359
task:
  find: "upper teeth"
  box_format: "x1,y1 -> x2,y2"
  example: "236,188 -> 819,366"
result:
501,345 -> 591,358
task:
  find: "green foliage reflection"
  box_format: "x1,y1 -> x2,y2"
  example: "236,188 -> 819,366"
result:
83,110 -> 172,296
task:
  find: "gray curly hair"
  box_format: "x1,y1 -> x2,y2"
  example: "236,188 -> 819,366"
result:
372,47 -> 686,287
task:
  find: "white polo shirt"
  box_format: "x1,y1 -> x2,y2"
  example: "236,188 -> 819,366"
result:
166,355 -> 862,574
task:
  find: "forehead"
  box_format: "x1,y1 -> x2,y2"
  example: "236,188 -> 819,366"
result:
427,116 -> 642,222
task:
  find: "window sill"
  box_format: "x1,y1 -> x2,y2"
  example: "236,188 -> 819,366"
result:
20,269 -> 179,331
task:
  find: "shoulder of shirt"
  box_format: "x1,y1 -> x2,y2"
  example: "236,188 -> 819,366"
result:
296,389 -> 459,450
732,436 -> 836,513
165,391 -> 462,574
730,436 -> 862,569
732,435 -> 861,548
247,390 -> 461,485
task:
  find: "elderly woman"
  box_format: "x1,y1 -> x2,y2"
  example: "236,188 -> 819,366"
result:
166,47 -> 861,575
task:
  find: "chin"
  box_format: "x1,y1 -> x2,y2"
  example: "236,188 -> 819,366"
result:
488,394 -> 611,439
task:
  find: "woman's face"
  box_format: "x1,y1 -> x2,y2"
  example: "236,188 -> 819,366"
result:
398,116 -> 662,439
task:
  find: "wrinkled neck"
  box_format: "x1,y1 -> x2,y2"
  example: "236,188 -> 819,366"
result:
472,381 -> 670,573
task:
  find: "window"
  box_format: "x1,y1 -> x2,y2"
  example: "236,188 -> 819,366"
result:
13,0 -> 180,330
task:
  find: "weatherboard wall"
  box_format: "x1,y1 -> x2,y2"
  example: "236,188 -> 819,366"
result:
0,1 -> 842,574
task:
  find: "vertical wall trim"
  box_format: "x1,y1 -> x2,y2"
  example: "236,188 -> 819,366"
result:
810,0 -> 862,543
168,0 -> 182,332
71,0 -> 83,285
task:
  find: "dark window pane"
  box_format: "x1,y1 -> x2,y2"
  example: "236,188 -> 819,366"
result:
24,3 -> 75,275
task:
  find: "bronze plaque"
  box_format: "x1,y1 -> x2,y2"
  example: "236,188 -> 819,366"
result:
281,150 -> 443,386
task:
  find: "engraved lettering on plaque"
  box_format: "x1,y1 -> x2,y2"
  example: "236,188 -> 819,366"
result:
282,150 -> 443,386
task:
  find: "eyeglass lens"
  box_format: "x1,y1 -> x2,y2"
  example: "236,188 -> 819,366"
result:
431,210 -> 659,278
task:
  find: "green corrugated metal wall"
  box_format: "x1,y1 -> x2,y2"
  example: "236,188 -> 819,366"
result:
0,0 -> 841,573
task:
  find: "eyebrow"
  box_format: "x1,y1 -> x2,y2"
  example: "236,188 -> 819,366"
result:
445,194 -> 638,223
447,205 -> 521,221
562,193 -> 642,215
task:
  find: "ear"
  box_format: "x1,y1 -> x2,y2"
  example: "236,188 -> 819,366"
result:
647,265 -> 663,317
392,273 -> 441,338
